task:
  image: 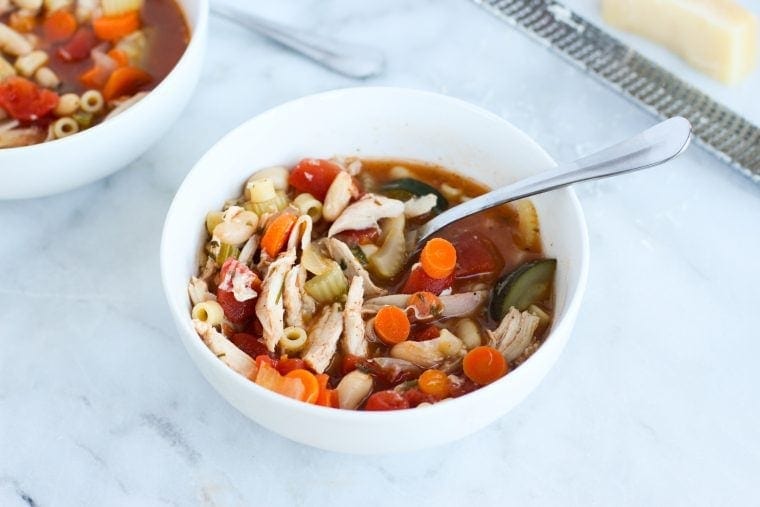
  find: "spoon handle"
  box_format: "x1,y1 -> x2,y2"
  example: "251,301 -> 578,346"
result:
212,4 -> 385,79
416,116 -> 692,242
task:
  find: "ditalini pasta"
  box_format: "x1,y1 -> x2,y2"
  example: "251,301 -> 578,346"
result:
0,0 -> 189,148
188,157 -> 558,410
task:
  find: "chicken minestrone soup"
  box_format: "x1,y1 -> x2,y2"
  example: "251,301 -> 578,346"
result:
0,0 -> 189,147
188,158 -> 556,410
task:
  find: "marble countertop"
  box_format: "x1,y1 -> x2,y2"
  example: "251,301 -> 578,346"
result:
2,0 -> 760,505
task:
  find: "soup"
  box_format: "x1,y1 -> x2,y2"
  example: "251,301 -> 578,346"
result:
0,0 -> 189,148
188,158 -> 556,410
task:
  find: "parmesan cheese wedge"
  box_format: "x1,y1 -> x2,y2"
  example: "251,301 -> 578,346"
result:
601,0 -> 758,84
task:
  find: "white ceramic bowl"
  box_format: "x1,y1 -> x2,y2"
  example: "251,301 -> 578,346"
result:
0,0 -> 208,200
161,87 -> 589,454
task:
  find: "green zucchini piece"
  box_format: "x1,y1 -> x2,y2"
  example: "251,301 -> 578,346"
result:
380,178 -> 448,214
490,259 -> 557,320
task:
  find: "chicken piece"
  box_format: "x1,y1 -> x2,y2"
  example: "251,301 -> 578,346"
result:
327,194 -> 404,237
188,276 -> 216,306
487,307 -> 540,362
218,259 -> 258,302
0,126 -> 45,148
390,329 -> 464,369
323,171 -> 360,221
302,303 -> 343,373
403,194 -> 438,218
237,234 -> 260,267
326,237 -> 386,298
255,249 -> 297,352
283,264 -> 306,328
362,291 -> 489,318
342,276 -> 368,357
194,320 -> 257,379
336,370 -> 373,409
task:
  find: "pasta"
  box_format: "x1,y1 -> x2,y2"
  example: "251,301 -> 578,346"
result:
192,301 -> 224,327
279,326 -> 307,353
79,90 -> 104,114
367,214 -> 405,279
292,192 -> 323,222
52,117 -> 78,139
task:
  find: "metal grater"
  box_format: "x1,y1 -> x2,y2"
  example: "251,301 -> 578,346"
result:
473,0 -> 760,181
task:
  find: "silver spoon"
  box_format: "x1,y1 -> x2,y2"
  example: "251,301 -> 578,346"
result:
212,4 -> 385,79
416,116 -> 693,243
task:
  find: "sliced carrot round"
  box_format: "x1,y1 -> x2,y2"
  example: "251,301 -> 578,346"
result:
418,369 -> 449,398
374,305 -> 410,345
420,238 -> 457,279
463,346 -> 507,385
285,368 -> 320,404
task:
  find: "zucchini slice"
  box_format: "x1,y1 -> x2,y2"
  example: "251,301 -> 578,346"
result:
379,178 -> 448,214
490,259 -> 556,320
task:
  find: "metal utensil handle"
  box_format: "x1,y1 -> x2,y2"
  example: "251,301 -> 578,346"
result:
212,4 -> 385,79
473,0 -> 760,182
416,117 -> 692,242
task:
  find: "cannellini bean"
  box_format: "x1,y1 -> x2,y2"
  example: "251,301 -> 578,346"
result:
214,220 -> 255,245
454,318 -> 483,349
34,66 -> 59,88
0,23 -> 33,56
323,171 -> 357,221
54,93 -> 80,117
0,54 -> 15,79
245,166 -> 289,195
336,371 -> 373,410
75,0 -> 97,22
12,0 -> 42,12
44,0 -> 72,11
15,50 -> 47,77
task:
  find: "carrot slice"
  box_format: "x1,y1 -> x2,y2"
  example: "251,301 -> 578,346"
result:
255,362 -> 307,400
374,305 -> 411,345
107,48 -> 129,67
418,369 -> 449,397
79,66 -> 109,89
462,346 -> 507,386
44,10 -> 77,42
102,66 -> 151,101
285,369 -> 320,404
261,213 -> 298,258
93,11 -> 140,41
420,237 -> 457,280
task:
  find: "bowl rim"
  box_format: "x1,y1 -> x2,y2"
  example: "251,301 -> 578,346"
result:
160,86 -> 590,422
0,0 -> 209,155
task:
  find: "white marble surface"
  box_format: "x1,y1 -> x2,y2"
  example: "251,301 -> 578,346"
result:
2,0 -> 760,505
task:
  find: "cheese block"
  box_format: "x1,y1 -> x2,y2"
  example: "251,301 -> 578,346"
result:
601,0 -> 758,84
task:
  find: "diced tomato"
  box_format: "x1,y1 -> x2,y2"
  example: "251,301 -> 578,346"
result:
0,77 -> 59,122
411,324 -> 441,341
244,317 -> 264,337
401,388 -> 437,408
364,390 -> 410,411
217,289 -> 256,325
454,234 -> 504,280
448,377 -> 479,398
335,227 -> 379,246
57,28 -> 97,62
341,354 -> 361,375
288,158 -> 342,201
277,356 -> 306,375
401,266 -> 453,295
230,333 -> 269,358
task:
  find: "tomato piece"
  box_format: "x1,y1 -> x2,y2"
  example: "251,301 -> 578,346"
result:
411,324 -> 441,341
401,266 -> 453,295
288,158 -> 342,201
448,377 -> 479,398
401,387 -> 437,407
454,234 -> 504,280
277,356 -> 306,375
216,259 -> 260,325
57,28 -> 97,62
217,289 -> 256,325
341,354 -> 361,375
230,333 -> 269,359
335,227 -> 379,246
0,77 -> 59,122
364,390 -> 410,411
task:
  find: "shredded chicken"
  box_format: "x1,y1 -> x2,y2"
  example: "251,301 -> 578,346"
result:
283,264 -> 306,328
255,249 -> 297,352
390,329 -> 464,369
404,194 -> 438,218
302,303 -> 343,373
194,320 -> 257,379
342,276 -> 368,357
237,235 -> 260,266
188,277 -> 216,306
326,237 -> 387,298
327,194 -> 404,237
363,291 -> 489,318
218,259 -> 258,302
487,307 -> 540,362
0,126 -> 45,148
